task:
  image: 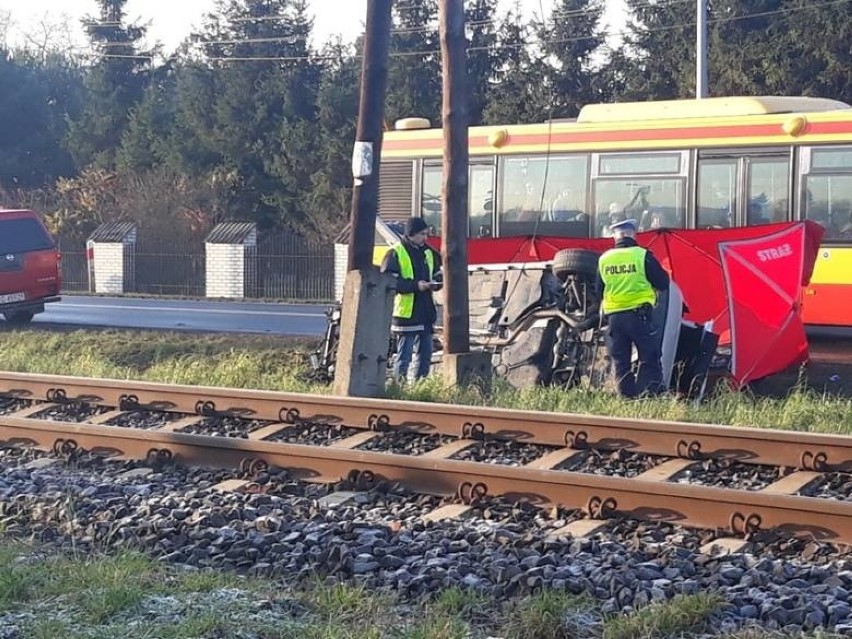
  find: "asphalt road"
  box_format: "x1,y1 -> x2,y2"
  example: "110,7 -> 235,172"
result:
34,296 -> 329,336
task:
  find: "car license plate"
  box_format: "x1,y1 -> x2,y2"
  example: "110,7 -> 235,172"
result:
0,292 -> 25,304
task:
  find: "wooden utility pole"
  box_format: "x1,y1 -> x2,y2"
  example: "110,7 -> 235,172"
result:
348,0 -> 393,270
439,0 -> 470,354
438,0 -> 492,389
333,0 -> 396,398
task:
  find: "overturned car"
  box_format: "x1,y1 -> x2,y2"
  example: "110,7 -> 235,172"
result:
313,221 -> 824,395
436,249 -> 717,397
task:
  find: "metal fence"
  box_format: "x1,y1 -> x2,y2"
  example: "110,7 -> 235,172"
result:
136,234 -> 206,297
257,231 -> 335,301
57,236 -> 88,292
56,230 -> 335,301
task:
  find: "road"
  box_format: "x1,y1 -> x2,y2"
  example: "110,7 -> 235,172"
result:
34,296 -> 329,336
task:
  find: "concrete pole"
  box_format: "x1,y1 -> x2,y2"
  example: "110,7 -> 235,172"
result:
333,0 -> 396,398
696,0 -> 709,98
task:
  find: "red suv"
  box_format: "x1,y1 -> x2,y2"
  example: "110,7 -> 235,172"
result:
0,209 -> 61,324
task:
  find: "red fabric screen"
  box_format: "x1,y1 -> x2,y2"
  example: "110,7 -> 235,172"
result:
720,224 -> 812,385
427,221 -> 824,383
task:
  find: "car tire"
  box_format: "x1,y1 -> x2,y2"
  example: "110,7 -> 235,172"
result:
552,249 -> 599,281
3,311 -> 35,325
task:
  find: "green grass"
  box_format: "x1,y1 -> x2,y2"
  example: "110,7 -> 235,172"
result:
602,593 -> 725,639
0,328 -> 321,393
0,542 -> 811,639
1,327 -> 851,433
504,591 -> 592,639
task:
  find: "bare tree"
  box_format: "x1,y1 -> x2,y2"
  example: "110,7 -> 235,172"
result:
20,13 -> 81,64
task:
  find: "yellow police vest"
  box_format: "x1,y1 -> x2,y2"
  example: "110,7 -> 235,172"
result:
598,246 -> 657,314
393,243 -> 435,319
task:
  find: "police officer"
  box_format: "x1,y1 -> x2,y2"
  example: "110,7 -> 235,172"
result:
597,218 -> 670,398
381,217 -> 443,382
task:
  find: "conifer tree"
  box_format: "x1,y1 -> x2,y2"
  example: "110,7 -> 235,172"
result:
65,0 -> 151,169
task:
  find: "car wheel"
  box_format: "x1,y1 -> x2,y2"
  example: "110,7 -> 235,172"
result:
552,249 -> 599,281
3,311 -> 35,325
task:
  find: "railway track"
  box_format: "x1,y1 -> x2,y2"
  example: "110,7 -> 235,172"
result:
0,371 -> 850,549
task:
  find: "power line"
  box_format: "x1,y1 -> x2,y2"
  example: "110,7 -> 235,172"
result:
94,0 -> 850,64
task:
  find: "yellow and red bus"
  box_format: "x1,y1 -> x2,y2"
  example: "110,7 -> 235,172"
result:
377,96 -> 852,328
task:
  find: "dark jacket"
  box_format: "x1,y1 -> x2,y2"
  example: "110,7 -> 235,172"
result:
381,239 -> 443,331
597,237 -> 670,304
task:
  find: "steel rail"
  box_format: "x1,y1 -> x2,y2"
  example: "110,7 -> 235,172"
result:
0,371 -> 849,472
0,413 -> 850,544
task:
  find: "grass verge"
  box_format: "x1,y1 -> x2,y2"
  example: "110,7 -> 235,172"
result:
0,327 -> 851,434
0,541 -> 732,639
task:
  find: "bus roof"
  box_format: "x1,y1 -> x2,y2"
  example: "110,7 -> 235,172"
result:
577,96 -> 851,123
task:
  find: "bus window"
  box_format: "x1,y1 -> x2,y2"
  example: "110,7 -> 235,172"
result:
469,165 -> 494,238
697,159 -> 737,229
599,153 -> 681,175
420,163 -> 495,238
747,158 -> 790,225
498,155 -> 589,237
593,179 -> 685,236
420,165 -> 442,235
812,147 -> 852,170
805,175 -> 852,240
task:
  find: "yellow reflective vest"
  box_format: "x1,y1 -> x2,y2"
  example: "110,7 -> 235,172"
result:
393,243 -> 435,319
598,246 -> 657,314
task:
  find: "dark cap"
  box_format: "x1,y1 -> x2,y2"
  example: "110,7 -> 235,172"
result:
405,217 -> 429,237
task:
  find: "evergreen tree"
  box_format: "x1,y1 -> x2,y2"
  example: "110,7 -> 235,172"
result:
385,0 -> 441,125
465,0 -> 501,126
483,6 -> 548,124
185,0 -> 320,229
302,40 -> 360,240
615,0 -> 695,100
709,0 -> 851,101
772,0 -> 851,102
65,0 -> 151,169
116,65 -> 177,171
0,50 -> 81,188
538,0 -> 607,117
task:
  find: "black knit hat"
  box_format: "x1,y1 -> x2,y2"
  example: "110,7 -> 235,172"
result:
404,217 -> 429,237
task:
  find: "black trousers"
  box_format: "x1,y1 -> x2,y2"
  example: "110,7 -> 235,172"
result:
606,307 -> 664,398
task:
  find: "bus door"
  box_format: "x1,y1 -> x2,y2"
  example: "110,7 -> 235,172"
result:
798,145 -> 852,326
420,160 -> 496,238
696,149 -> 791,229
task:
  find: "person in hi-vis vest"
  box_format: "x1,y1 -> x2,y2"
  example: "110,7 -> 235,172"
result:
381,217 -> 443,382
597,218 -> 670,398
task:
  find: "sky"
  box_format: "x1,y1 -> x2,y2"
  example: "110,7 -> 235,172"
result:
0,0 -> 628,54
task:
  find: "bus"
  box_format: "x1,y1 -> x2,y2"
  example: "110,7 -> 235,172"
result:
377,96 -> 852,328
